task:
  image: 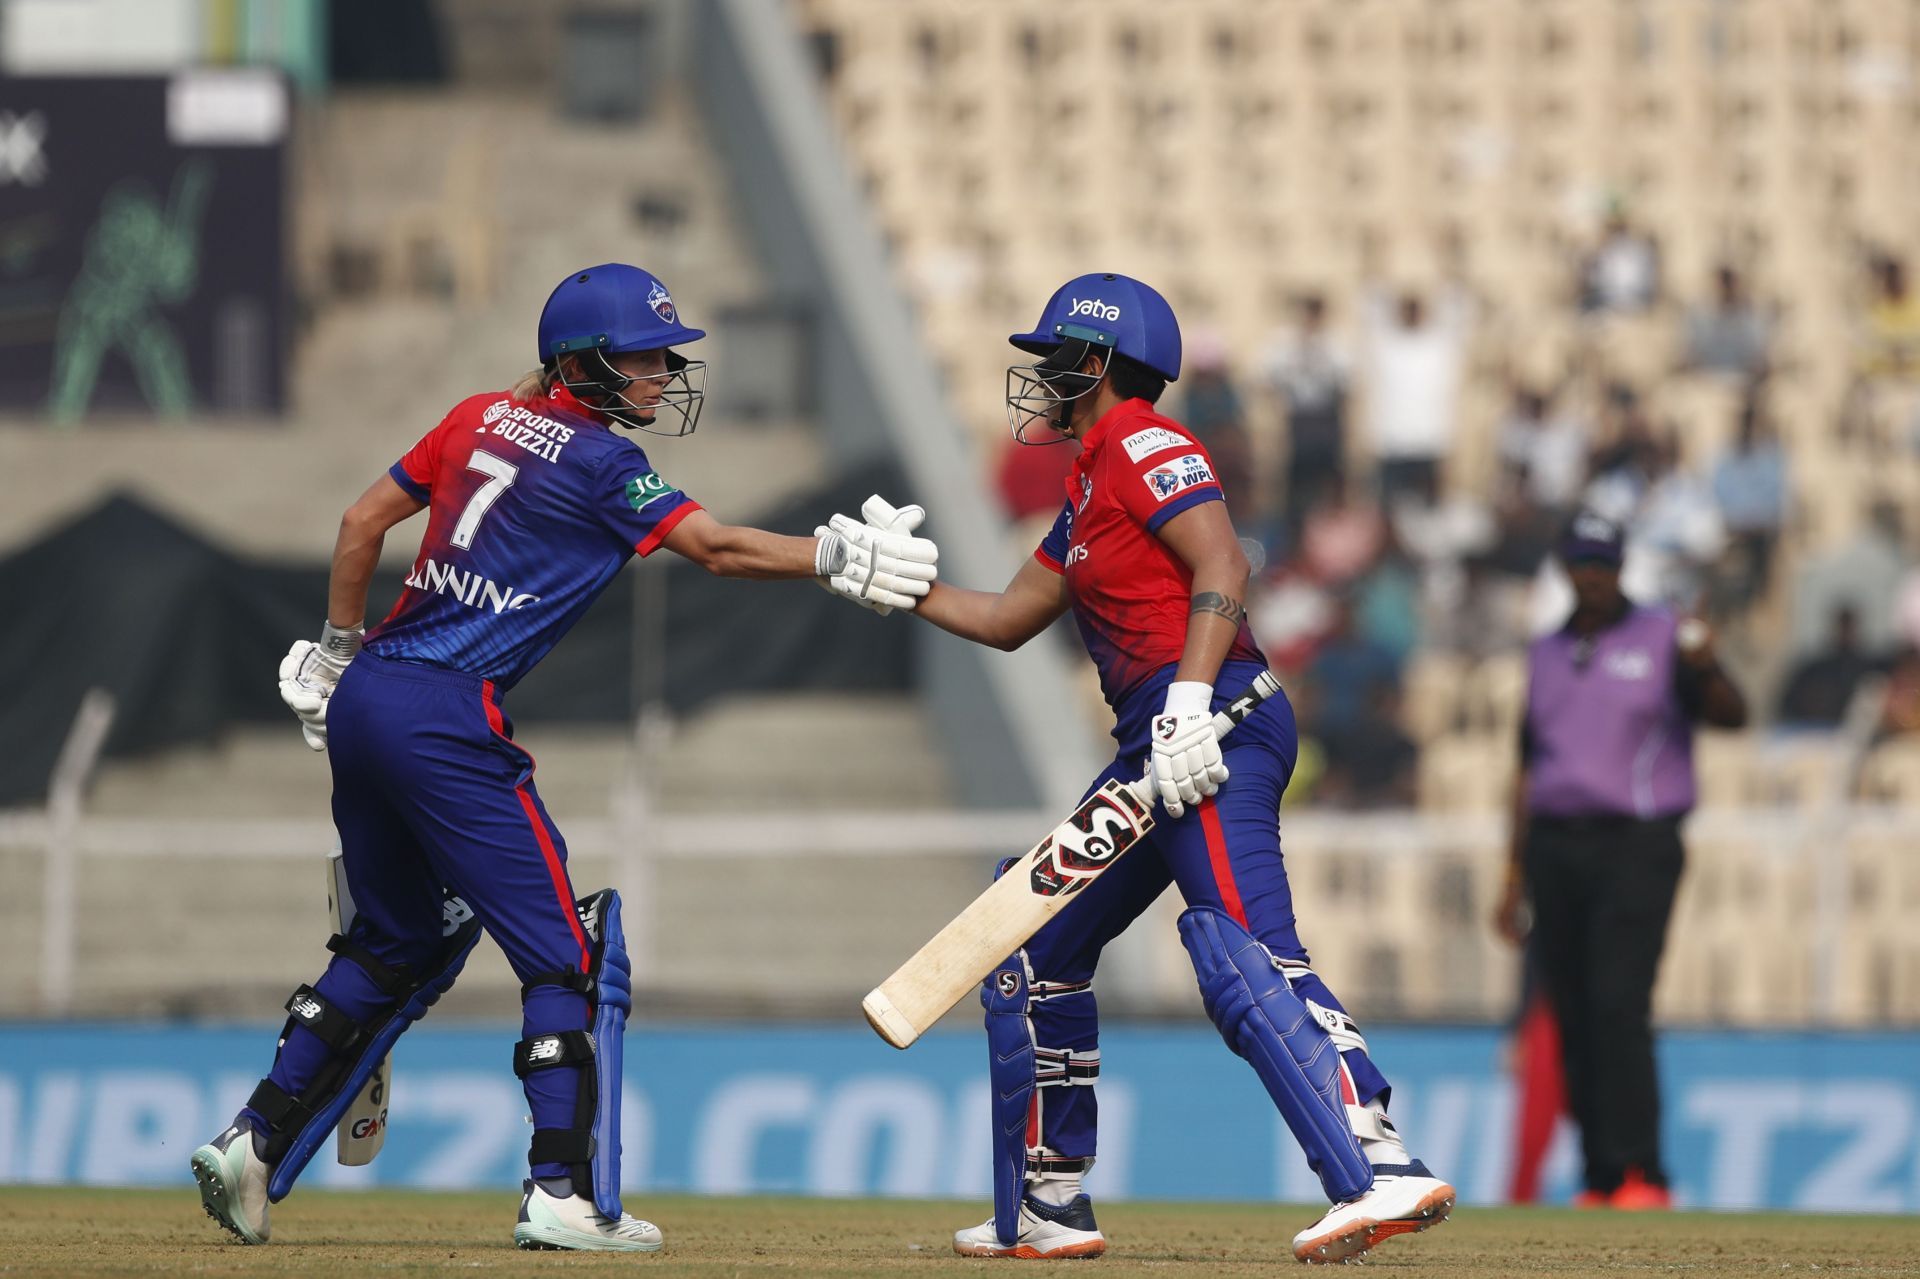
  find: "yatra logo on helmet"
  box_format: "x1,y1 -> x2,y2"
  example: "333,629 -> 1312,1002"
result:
1070,297 -> 1121,322
647,280 -> 677,324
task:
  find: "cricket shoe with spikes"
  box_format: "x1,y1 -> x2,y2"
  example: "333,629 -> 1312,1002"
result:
513,1180 -> 663,1252
1292,1161 -> 1455,1265
189,1121 -> 272,1245
952,1193 -> 1107,1259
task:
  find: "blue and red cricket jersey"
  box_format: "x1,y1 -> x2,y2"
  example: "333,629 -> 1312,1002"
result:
367,383 -> 701,688
1034,397 -> 1268,753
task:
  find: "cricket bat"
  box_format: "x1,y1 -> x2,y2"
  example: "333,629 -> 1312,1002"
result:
862,670 -> 1284,1049
327,843 -> 391,1166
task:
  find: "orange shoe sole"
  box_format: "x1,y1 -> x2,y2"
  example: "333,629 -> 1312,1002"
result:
1294,1184 -> 1457,1265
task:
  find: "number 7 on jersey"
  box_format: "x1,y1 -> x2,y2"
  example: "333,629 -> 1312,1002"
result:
451,450 -> 518,549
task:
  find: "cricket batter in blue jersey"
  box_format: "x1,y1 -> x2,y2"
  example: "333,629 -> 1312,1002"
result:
189,264 -> 937,1251
912,275 -> 1454,1263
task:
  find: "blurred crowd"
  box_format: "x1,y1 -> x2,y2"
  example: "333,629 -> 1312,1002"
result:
996,223 -> 1920,808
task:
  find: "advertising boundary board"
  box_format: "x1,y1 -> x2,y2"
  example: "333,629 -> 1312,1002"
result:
1,1023 -> 1916,1212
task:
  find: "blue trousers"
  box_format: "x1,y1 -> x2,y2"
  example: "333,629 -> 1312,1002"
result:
248,653 -> 592,1179
1023,687 -> 1390,1164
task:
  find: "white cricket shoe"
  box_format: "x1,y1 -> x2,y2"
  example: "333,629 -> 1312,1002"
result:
1292,1160 -> 1454,1265
514,1180 -> 664,1252
190,1121 -> 272,1245
953,1194 -> 1106,1259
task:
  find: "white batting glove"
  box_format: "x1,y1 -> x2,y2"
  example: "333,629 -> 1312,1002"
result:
1149,681 -> 1230,819
814,494 -> 938,614
277,623 -> 363,751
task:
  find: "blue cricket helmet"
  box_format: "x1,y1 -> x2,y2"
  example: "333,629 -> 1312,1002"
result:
537,263 -> 707,364
1008,272 -> 1182,382
536,264 -> 708,436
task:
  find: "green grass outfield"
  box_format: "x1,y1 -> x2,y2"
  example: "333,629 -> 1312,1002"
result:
2,1188 -> 1917,1277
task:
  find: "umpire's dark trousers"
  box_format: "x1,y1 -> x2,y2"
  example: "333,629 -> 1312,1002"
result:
1524,814 -> 1686,1192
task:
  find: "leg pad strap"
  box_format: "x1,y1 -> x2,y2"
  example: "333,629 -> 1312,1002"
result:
514,1030 -> 595,1077
260,911 -> 484,1203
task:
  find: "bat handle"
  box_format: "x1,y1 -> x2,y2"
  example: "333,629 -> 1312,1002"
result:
1208,669 -> 1283,736
1133,671 -> 1284,804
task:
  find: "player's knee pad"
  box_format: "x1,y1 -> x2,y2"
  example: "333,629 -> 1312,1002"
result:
515,888 -> 631,1221
254,897 -> 483,1202
1177,905 -> 1372,1203
981,951 -> 1097,1246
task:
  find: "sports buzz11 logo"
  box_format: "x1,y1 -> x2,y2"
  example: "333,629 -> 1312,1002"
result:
1028,779 -> 1154,898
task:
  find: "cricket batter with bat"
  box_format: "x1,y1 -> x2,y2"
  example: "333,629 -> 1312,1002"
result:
188,263 -> 937,1250
903,274 -> 1454,1262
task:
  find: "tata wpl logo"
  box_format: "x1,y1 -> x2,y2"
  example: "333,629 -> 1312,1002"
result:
0,112 -> 48,186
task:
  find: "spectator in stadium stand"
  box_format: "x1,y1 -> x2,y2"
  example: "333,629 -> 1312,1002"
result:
1708,397 -> 1788,615
1496,382 -> 1589,517
1176,331 -> 1256,518
1298,480 -> 1387,589
1776,606 -> 1881,730
1492,511 -> 1747,1211
1877,646 -> 1920,738
1861,253 -> 1920,377
1261,293 -> 1351,532
1681,265 -> 1771,379
1792,501 -> 1910,658
1632,429 -> 1726,607
1316,679 -> 1419,809
1304,595 -> 1403,743
994,431 -> 1079,524
1577,207 -> 1661,315
1361,283 -> 1472,508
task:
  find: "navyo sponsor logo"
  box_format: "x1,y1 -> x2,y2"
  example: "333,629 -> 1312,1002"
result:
405,558 -> 540,613
1069,297 -> 1120,322
1120,426 -> 1188,462
626,471 -> 673,513
482,398 -> 512,426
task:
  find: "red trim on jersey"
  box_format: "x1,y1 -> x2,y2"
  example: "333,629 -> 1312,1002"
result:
1033,546 -> 1065,574
483,681 -> 585,971
1026,1093 -> 1041,1149
1336,1057 -> 1359,1106
636,500 -> 702,557
516,787 -> 591,973
1197,797 -> 1248,927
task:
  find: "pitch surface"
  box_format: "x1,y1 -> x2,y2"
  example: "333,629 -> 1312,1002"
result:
2,1188 -> 1917,1276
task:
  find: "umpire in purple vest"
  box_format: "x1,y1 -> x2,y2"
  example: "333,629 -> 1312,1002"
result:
1492,512 -> 1747,1207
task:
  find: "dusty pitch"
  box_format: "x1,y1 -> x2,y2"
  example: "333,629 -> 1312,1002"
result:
3,1188 -> 1917,1276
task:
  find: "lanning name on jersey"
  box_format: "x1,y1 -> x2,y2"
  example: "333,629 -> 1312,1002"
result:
481,399 -> 574,464
403,557 -> 541,613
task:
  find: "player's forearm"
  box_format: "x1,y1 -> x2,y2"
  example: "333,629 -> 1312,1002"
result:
915,581 -> 1030,650
327,511 -> 386,629
689,525 -> 819,579
1172,568 -> 1249,687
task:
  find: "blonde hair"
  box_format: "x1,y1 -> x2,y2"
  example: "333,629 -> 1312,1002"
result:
511,367 -> 555,402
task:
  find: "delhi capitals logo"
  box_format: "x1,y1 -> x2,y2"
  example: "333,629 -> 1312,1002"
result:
647,281 -> 676,324
1145,466 -> 1181,497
